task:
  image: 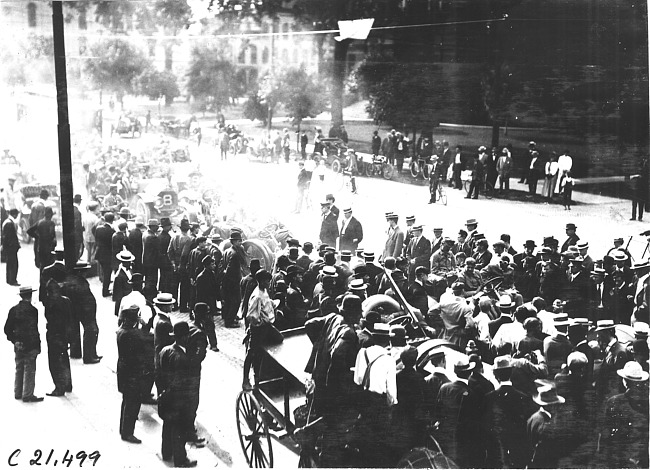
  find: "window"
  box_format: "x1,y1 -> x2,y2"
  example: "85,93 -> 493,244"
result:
282,23 -> 289,37
238,48 -> 246,64
249,45 -> 258,64
262,47 -> 269,64
27,2 -> 37,28
78,8 -> 87,30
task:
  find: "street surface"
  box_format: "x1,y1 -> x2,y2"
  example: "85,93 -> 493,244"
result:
1,132 -> 647,469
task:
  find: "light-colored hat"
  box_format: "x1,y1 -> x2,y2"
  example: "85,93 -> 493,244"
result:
153,293 -> 175,305
533,383 -> 565,406
576,241 -> 589,250
147,218 -> 160,227
595,319 -> 615,332
349,279 -> 368,291
465,218 -> 478,226
567,351 -> 588,367
493,355 -> 513,370
612,250 -> 629,262
116,249 -> 135,262
498,295 -> 514,309
19,286 -> 36,295
617,361 -> 649,382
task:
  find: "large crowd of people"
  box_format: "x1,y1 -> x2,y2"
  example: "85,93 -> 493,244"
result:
1,133 -> 649,469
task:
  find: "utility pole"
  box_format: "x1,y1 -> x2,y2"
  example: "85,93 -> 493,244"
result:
52,1 -> 76,269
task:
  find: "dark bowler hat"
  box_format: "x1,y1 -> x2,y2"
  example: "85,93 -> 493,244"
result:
565,223 -> 577,230
180,219 -> 191,231
543,236 -> 558,246
73,194 -> 82,204
524,240 -> 537,248
230,231 -> 243,241
193,302 -> 210,316
171,321 -> 190,338
286,265 -> 304,278
341,294 -> 362,315
118,207 -> 131,217
19,286 -> 36,295
287,238 -> 301,247
160,217 -> 172,227
249,259 -> 262,271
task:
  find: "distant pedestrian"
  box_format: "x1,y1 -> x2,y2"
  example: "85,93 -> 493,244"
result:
371,130 -> 381,157
555,150 -> 573,194
300,130 -> 308,159
630,157 -> 648,221
145,111 -> 151,132
282,128 -> 291,163
2,208 -> 20,285
73,194 -> 84,261
562,173 -> 574,210
453,145 -> 464,189
496,148 -> 512,192
466,149 -> 486,199
294,161 -> 310,214
219,129 -> 230,160
527,150 -> 542,195
543,153 -> 559,200
4,286 -> 43,402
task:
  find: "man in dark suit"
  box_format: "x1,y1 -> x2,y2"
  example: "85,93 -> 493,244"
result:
594,320 -> 629,403
403,215 -> 416,251
194,256 -> 219,351
563,257 -> 590,318
2,208 -> 21,285
142,219 -> 161,301
113,250 -> 134,317
158,218 -> 175,295
128,218 -> 146,275
435,357 -> 483,468
111,222 -> 130,271
73,194 -> 84,261
319,202 -> 339,249
221,231 -> 245,328
95,212 -> 116,297
482,355 -> 536,469
406,266 -> 430,316
325,194 -> 339,220
116,306 -> 147,444
338,208 -> 363,252
561,223 -> 580,253
428,155 -> 444,203
405,225 -> 431,281
158,321 -> 197,467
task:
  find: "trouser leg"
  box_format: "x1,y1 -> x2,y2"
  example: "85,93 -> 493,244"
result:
47,339 -> 68,391
159,267 -> 173,294
100,261 -> 111,295
205,316 -> 217,348
6,250 -> 18,284
162,420 -> 173,461
120,393 -> 142,437
14,350 -> 25,399
632,200 -> 638,219
82,320 -> 99,361
171,420 -> 188,465
22,349 -> 38,399
179,272 -> 190,310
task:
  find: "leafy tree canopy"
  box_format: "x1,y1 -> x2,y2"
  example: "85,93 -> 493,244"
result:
186,45 -> 235,112
136,68 -> 180,105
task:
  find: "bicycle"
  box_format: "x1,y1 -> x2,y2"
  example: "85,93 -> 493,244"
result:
436,184 -> 447,205
333,169 -> 358,194
365,156 -> 394,180
409,156 -> 431,179
463,178 -> 494,199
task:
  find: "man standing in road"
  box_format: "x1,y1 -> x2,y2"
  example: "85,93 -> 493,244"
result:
222,231 -> 245,328
428,155 -> 443,204
453,145 -> 464,190
95,212 -> 115,297
168,219 -> 194,312
319,202 -> 339,249
294,161 -> 310,214
4,286 -> 44,402
73,194 -> 84,261
83,201 -> 100,265
371,130 -> 381,158
339,208 -> 363,253
128,217 -> 146,275
158,218 -> 174,296
44,280 -> 73,397
2,208 -> 20,285
34,207 -> 57,271
158,321 -> 198,468
142,219 -> 161,301
383,213 -> 404,260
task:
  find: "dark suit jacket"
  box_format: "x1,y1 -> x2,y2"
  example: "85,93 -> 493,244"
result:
116,326 -> 147,395
195,267 -> 218,309
339,216 -> 363,252
95,222 -> 115,264
142,230 -> 160,268
407,236 -> 432,279
111,231 -> 130,269
319,212 -> 339,248
1,218 -> 19,251
563,271 -> 590,316
128,228 -> 143,272
158,343 -> 194,421
407,281 -> 429,316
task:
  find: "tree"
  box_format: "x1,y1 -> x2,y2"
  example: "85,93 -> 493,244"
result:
277,68 -> 327,132
136,69 -> 180,106
186,45 -> 235,113
356,56 -> 442,134
208,0 -> 394,127
243,90 -> 269,126
84,39 -> 151,106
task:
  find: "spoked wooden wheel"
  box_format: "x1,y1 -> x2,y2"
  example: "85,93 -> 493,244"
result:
236,391 -> 274,468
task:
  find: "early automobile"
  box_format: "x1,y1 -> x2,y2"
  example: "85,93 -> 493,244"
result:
111,115 -> 142,138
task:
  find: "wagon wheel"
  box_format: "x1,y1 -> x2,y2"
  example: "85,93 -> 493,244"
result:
236,391 -> 274,468
257,223 -> 279,239
331,158 -> 342,174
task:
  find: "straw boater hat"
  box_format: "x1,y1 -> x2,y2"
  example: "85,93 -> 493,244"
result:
19,286 -> 36,295
153,293 -> 175,305
147,218 -> 160,228
116,249 -> 135,262
595,319 -> 616,332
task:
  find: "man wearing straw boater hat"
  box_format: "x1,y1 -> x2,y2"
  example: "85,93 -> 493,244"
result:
113,249 -> 135,317
599,361 -> 649,468
5,286 -> 44,402
594,319 -> 629,403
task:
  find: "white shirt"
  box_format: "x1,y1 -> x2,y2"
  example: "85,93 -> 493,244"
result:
492,321 -> 526,352
247,286 -> 275,326
455,152 -> 462,164
545,161 -> 559,176
341,216 -> 351,234
354,345 -> 398,406
537,310 -> 558,336
304,159 -> 316,172
119,291 -> 151,324
468,311 -> 491,342
558,154 -> 572,173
